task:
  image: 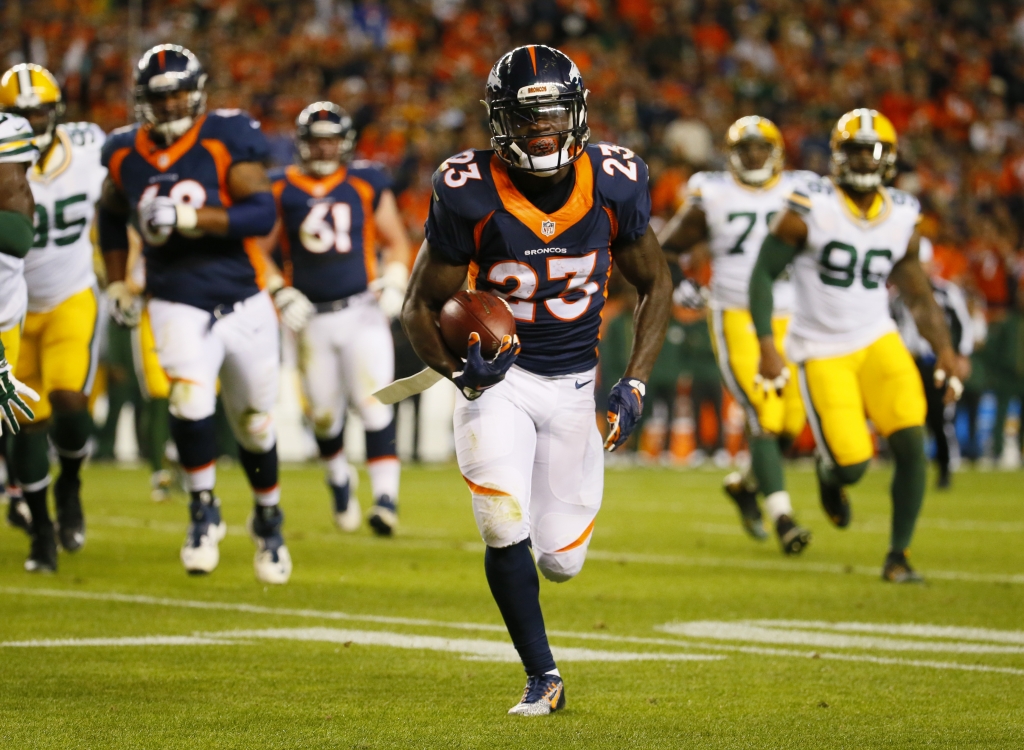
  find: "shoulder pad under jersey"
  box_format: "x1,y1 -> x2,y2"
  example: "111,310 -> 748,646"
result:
200,110 -> 270,164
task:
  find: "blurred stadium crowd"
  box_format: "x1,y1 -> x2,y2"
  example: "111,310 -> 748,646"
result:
8,0 -> 1024,466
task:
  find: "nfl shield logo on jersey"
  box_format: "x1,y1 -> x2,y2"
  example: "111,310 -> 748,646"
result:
541,219 -> 556,237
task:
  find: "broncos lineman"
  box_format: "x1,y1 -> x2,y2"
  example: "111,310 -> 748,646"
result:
660,116 -> 812,554
403,46 -> 671,714
751,109 -> 960,582
98,45 -> 290,584
0,64 -> 105,565
264,102 -> 411,534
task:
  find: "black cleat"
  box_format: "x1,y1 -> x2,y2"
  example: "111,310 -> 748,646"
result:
25,523 -> 58,573
936,469 -> 951,490
368,495 -> 398,536
722,472 -> 767,540
54,474 -> 85,552
6,493 -> 32,536
882,550 -> 925,584
775,515 -> 812,555
816,460 -> 851,528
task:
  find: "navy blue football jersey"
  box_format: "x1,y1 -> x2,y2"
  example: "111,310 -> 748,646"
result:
270,160 -> 391,302
102,109 -> 271,311
425,144 -> 651,376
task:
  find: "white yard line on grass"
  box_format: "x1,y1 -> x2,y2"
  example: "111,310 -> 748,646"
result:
84,515 -> 1024,585
3,587 -> 1023,676
0,635 -> 237,647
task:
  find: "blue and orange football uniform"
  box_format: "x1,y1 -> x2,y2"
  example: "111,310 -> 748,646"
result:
425,144 -> 651,376
269,159 -> 391,302
101,109 -> 271,309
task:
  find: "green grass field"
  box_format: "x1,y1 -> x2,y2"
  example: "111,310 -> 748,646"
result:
1,461 -> 1022,749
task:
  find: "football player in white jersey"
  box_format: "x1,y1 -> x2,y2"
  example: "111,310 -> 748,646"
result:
750,109 -> 961,583
0,64 -> 105,567
659,116 -> 812,555
0,110 -> 45,566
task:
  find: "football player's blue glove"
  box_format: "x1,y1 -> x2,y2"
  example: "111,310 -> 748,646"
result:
452,332 -> 520,401
604,377 -> 645,452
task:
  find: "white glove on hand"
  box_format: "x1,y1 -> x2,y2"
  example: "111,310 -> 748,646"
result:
138,196 -> 199,243
267,276 -> 315,332
371,261 -> 409,320
107,280 -> 143,327
0,358 -> 39,437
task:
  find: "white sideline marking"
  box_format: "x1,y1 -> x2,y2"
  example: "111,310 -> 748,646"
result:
656,622 -> 1024,655
212,628 -> 724,663
83,516 -> 1024,585
744,620 -> 1024,645
0,636 -> 236,647
3,588 -> 1022,676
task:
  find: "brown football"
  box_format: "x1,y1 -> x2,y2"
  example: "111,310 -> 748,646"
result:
439,290 -> 516,359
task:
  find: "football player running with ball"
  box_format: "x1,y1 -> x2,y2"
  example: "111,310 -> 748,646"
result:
98,45 -> 291,584
263,102 -> 411,535
659,116 -> 813,554
751,109 -> 961,583
403,46 -> 671,715
1,64 -> 106,564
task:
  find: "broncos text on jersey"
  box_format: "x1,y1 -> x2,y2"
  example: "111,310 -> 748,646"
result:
270,159 -> 391,303
425,143 -> 651,376
101,109 -> 271,311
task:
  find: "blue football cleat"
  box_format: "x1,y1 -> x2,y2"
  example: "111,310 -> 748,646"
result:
248,504 -> 292,584
368,495 -> 398,536
508,673 -> 566,716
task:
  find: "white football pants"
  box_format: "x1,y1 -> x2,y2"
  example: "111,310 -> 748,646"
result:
147,291 -> 280,453
454,365 -> 603,583
298,292 -> 395,437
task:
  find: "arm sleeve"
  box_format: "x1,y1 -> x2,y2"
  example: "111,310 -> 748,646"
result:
0,211 -> 34,258
750,233 -> 800,337
423,173 -> 476,265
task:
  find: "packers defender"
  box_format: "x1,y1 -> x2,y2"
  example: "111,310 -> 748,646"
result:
751,109 -> 961,583
0,65 -> 103,568
660,116 -> 813,554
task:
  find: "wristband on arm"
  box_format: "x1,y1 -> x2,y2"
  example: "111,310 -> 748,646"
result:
0,210 -> 35,258
225,191 -> 276,239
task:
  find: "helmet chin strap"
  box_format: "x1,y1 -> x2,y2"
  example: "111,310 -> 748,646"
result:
152,115 -> 195,142
306,160 -> 340,176
509,135 -> 576,175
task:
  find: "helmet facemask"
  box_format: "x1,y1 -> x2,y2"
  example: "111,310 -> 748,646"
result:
297,123 -> 354,177
832,140 -> 896,192
136,78 -> 207,144
728,137 -> 782,187
488,88 -> 589,176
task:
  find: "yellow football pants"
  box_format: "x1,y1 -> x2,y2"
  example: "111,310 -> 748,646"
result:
1,322 -> 21,371
709,308 -> 805,438
16,286 -> 100,423
798,331 -> 927,467
132,307 -> 170,400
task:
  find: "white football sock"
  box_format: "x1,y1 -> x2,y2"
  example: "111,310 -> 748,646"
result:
764,490 -> 793,522
323,450 -> 350,488
367,457 -> 400,501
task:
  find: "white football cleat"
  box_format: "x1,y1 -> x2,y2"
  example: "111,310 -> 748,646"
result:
249,505 -> 292,585
335,496 -> 362,533
180,492 -> 227,575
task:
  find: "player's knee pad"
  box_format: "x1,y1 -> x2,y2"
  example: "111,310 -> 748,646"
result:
471,487 -> 528,549
311,408 -> 342,441
234,410 -> 276,454
536,547 -> 587,583
168,380 -> 215,422
359,401 -> 394,433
